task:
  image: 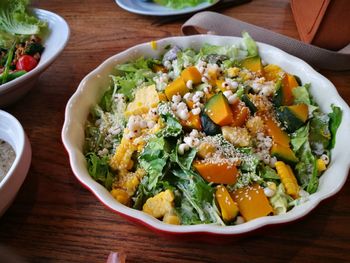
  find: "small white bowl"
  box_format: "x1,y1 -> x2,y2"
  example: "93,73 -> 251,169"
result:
62,35 -> 350,235
0,110 -> 31,217
0,8 -> 70,107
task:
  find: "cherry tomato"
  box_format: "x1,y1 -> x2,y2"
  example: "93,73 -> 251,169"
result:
16,55 -> 38,72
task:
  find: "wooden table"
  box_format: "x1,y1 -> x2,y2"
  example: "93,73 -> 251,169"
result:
1,0 -> 349,262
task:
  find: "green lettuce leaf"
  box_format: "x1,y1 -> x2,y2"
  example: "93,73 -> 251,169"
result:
269,184 -> 293,215
138,136 -> 169,190
172,169 -> 224,225
112,57 -> 156,101
170,142 -> 197,171
242,31 -> 258,57
259,165 -> 280,181
294,140 -> 318,193
291,124 -> 309,152
309,111 -> 331,155
199,43 -> 247,61
292,84 -> 318,113
0,0 -> 47,36
85,152 -> 115,191
154,0 -> 213,9
328,104 -> 342,149
159,113 -> 182,137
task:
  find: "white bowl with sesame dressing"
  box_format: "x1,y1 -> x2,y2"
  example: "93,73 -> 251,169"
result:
0,110 -> 32,217
62,35 -> 350,235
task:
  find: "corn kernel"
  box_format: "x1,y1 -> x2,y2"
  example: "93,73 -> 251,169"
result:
317,158 -> 327,172
150,40 -> 157,50
163,213 -> 181,225
111,189 -> 129,205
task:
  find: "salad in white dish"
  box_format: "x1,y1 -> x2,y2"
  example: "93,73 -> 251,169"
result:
84,33 -> 342,226
150,0 -> 214,9
0,0 -> 47,85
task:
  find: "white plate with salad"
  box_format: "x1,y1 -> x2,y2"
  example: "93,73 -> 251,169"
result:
115,0 -> 219,16
62,34 -> 350,235
0,1 -> 70,107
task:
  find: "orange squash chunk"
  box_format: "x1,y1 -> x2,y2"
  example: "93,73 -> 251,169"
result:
287,74 -> 299,90
264,117 -> 290,147
288,103 -> 309,123
204,92 -> 234,126
216,185 -> 239,222
158,92 -> 168,102
181,66 -> 202,84
280,74 -> 299,106
152,64 -> 167,73
193,161 -> 238,184
231,100 -> 249,127
180,112 -> 202,131
241,56 -> 264,74
231,184 -> 273,221
164,77 -> 189,100
264,64 -> 283,81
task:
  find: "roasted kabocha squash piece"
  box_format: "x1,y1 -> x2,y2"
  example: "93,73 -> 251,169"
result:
273,74 -> 299,106
164,77 -> 189,100
271,143 -> 299,165
241,56 -> 264,74
231,184 -> 273,221
193,160 -> 239,184
216,185 -> 239,222
276,103 -> 309,132
264,117 -> 290,147
200,113 -> 221,135
204,92 -> 234,126
180,66 -> 202,84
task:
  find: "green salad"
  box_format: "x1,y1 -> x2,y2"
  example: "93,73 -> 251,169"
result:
0,0 -> 47,85
153,0 -> 214,9
84,33 -> 342,226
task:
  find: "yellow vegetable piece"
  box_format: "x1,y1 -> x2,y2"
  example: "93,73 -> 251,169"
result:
288,103 -> 309,123
193,160 -> 238,184
143,189 -> 175,219
111,189 -> 129,205
164,77 -> 189,100
163,213 -> 181,225
180,66 -> 202,84
111,169 -> 146,206
280,73 -> 298,106
110,133 -> 136,171
231,184 -> 273,221
264,117 -> 290,147
270,143 -> 299,164
226,67 -> 240,78
241,56 -> 264,73
125,85 -> 159,116
150,40 -> 157,50
197,142 -> 216,159
216,185 -> 239,222
205,92 -> 234,126
222,126 -> 251,147
215,79 -> 225,91
264,64 -> 283,81
158,92 -> 168,102
275,161 -> 299,199
317,158 -> 327,172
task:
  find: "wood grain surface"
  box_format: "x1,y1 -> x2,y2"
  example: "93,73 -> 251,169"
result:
1,0 -> 349,262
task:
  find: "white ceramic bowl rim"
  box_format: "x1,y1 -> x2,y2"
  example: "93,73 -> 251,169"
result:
0,110 -> 25,188
62,35 -> 350,235
0,8 -> 70,94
